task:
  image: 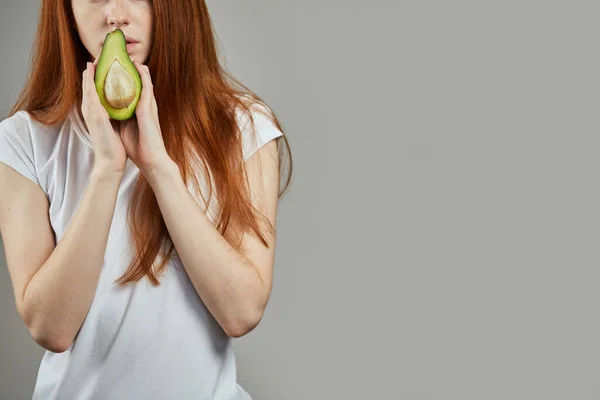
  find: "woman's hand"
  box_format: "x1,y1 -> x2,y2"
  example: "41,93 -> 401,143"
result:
120,61 -> 171,176
82,58 -> 128,175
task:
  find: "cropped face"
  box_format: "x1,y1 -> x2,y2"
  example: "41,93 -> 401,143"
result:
71,0 -> 154,64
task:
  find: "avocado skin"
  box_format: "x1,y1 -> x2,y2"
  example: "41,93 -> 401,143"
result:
94,29 -> 142,121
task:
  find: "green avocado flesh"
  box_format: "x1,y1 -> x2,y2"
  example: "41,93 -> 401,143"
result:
94,29 -> 142,120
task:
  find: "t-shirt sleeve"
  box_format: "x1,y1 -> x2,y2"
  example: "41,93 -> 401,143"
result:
0,112 -> 40,186
239,103 -> 284,162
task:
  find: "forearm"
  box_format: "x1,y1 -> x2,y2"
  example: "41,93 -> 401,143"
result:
23,168 -> 123,349
146,159 -> 265,335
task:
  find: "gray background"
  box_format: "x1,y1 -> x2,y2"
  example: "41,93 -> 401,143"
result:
1,0 -> 599,399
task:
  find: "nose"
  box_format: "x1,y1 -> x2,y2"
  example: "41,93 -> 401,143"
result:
107,0 -> 130,28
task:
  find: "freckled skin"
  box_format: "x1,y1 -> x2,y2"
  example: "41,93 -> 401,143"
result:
70,0 -> 154,64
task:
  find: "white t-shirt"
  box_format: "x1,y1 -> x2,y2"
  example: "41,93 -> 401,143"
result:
0,104 -> 282,400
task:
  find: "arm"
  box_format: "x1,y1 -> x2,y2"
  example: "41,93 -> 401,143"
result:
145,140 -> 280,338
0,163 -> 124,353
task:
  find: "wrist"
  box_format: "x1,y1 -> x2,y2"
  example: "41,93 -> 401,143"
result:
143,156 -> 179,186
91,163 -> 125,183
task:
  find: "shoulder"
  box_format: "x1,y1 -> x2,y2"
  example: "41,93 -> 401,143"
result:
0,110 -> 31,135
0,109 -> 64,140
0,108 -> 70,147
234,96 -> 284,162
0,111 -> 40,186
0,109 -> 70,187
0,110 -> 39,156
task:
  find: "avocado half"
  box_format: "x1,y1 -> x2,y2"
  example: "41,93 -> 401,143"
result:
94,29 -> 142,120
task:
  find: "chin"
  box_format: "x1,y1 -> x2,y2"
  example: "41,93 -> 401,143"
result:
128,53 -> 143,62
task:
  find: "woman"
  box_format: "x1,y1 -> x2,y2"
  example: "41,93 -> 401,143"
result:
0,0 -> 292,398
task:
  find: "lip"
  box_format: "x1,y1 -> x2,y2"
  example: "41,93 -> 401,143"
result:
100,34 -> 140,47
124,35 -> 140,44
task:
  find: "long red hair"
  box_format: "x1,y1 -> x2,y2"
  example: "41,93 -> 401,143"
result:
9,0 -> 293,286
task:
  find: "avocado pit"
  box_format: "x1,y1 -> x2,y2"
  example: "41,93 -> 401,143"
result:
104,59 -> 137,109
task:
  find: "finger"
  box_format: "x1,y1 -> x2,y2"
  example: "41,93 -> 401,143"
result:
82,63 -> 89,106
134,61 -> 153,101
93,55 -> 100,66
86,62 -> 99,104
151,95 -> 158,115
89,61 -> 96,81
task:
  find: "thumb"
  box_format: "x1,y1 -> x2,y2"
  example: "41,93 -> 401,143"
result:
120,118 -> 138,138
110,119 -> 121,135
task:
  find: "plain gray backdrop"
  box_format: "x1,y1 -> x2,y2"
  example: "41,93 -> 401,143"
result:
1,1 -> 599,399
